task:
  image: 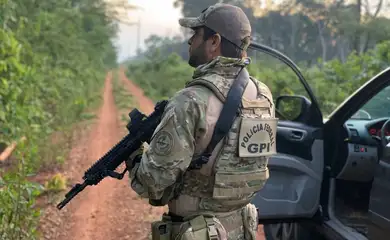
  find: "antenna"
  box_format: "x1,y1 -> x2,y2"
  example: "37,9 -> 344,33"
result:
136,16 -> 141,52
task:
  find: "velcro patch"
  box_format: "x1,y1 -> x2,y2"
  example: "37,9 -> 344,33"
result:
153,130 -> 174,156
238,118 -> 278,157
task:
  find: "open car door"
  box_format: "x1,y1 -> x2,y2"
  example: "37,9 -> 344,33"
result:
247,43 -> 325,222
248,42 -> 390,239
322,68 -> 390,239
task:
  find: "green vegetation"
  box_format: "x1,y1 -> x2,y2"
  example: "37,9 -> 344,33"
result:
0,0 -> 119,239
247,40 -> 390,116
127,37 -> 390,118
112,70 -> 136,123
127,52 -> 193,101
112,70 -> 134,111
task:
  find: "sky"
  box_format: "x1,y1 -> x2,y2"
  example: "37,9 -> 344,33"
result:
113,0 -> 183,62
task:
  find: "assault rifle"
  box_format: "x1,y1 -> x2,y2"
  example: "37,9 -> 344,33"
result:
56,100 -> 168,210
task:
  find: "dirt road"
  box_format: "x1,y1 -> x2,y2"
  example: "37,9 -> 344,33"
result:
38,69 -> 265,240
58,71 -> 165,240
39,71 -> 164,240
118,68 -> 155,115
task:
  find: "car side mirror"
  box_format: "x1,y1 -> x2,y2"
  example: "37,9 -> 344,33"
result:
275,95 -> 311,122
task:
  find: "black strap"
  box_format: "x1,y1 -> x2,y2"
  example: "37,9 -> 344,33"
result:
189,67 -> 250,169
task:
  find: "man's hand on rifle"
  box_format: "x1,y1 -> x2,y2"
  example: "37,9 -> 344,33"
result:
125,144 -> 144,170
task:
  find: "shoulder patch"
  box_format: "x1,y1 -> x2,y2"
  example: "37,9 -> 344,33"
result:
153,130 -> 174,156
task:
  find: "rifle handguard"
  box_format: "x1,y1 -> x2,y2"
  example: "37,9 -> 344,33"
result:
56,100 -> 168,210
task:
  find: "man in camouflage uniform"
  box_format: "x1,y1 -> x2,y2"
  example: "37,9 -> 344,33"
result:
127,3 -> 277,240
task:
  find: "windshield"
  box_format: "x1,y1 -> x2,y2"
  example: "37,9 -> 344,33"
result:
351,86 -> 390,120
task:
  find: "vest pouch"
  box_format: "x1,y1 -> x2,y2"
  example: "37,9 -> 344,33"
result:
213,168 -> 269,200
212,116 -> 276,200
176,215 -> 225,240
241,203 -> 258,240
151,214 -> 173,240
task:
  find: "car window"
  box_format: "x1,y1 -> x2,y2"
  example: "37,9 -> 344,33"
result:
247,49 -> 311,122
351,86 -> 390,120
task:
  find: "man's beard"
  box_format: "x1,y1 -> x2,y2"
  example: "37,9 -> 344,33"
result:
188,42 -> 208,68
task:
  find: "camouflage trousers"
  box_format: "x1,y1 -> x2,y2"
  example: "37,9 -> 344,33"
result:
150,203 -> 258,240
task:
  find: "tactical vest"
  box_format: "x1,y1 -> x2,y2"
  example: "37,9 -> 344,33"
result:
177,68 -> 277,211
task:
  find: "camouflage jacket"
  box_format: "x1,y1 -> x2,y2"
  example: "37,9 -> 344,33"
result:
129,56 -> 275,215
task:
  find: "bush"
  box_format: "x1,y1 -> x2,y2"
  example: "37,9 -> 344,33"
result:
0,0 -> 118,238
127,51 -> 192,101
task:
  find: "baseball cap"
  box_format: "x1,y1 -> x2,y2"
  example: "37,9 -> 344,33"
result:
179,3 -> 251,50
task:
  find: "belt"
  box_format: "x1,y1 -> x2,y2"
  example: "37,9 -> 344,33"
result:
167,209 -> 244,232
167,212 -> 186,222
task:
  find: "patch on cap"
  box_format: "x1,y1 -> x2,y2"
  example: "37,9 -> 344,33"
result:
178,5 -> 217,29
178,17 -> 203,28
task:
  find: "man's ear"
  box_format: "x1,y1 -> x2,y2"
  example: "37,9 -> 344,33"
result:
210,33 -> 221,52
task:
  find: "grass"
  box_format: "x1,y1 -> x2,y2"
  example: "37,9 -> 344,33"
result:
112,69 -> 135,123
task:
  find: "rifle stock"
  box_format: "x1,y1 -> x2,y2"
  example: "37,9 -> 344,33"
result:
56,100 -> 168,210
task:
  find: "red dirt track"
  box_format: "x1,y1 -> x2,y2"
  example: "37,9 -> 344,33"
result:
119,68 -> 155,114
38,68 -> 265,239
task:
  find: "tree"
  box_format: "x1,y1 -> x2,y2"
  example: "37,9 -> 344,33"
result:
0,1 -> 121,238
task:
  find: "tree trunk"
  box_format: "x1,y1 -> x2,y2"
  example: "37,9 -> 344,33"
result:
353,0 -> 362,54
317,21 -> 327,62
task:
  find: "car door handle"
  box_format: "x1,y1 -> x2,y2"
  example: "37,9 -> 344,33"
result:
289,130 -> 304,141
